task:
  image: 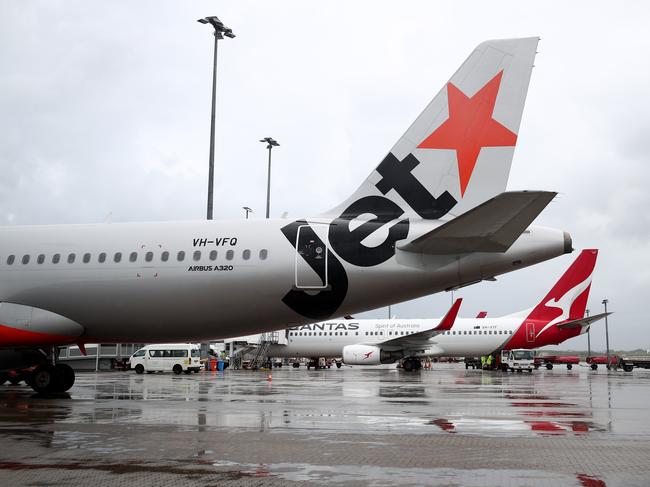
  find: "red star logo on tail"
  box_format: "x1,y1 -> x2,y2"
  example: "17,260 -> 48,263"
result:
417,70 -> 517,196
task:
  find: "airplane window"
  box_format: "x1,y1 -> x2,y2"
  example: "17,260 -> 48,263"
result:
380,332 -> 383,336
334,332 -> 338,336
259,249 -> 268,260
83,253 -> 91,263
345,332 -> 348,336
130,252 -> 138,263
52,254 -> 60,264
209,250 -> 217,261
145,251 -> 153,262
355,332 -> 358,336
67,253 -> 76,264
161,251 -> 169,262
226,250 -> 234,260
37,254 -> 45,264
193,250 -> 201,261
243,249 -> 251,260
319,332 -> 322,336
177,251 -> 185,262
7,255 -> 15,265
114,252 -> 122,263
365,332 -> 368,336
98,252 -> 106,263
21,254 -> 30,264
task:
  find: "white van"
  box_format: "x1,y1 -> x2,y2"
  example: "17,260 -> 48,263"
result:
129,344 -> 201,375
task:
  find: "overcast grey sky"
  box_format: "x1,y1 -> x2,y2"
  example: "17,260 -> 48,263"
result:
1,1 -> 648,350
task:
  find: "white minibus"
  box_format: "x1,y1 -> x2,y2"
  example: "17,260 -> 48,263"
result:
129,344 -> 201,375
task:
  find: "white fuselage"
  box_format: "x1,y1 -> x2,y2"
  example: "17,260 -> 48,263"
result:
267,317 -> 523,359
0,218 -> 565,343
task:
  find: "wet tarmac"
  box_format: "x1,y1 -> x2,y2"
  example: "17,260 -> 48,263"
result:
1,364 -> 650,486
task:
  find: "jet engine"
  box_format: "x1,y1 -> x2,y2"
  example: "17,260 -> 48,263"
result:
342,344 -> 402,365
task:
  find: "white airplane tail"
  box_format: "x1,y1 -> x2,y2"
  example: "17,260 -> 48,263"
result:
324,37 -> 539,220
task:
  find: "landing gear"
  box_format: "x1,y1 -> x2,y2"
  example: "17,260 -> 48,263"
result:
567,364 -> 573,370
336,362 -> 342,369
28,363 -> 75,394
402,358 -> 422,372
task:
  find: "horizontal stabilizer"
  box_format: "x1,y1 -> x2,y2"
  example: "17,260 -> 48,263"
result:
557,312 -> 611,330
397,191 -> 556,255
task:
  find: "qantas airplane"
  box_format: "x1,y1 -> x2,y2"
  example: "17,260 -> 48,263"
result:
0,37 -> 572,393
266,250 -> 607,371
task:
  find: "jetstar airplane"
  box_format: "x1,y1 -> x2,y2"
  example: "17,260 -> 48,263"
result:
0,37 -> 571,393
266,250 -> 607,371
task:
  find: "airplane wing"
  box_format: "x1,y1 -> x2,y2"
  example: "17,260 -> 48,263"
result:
376,299 -> 462,350
557,312 -> 611,330
396,191 -> 557,255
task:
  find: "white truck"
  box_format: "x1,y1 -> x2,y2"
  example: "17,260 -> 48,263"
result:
500,349 -> 535,373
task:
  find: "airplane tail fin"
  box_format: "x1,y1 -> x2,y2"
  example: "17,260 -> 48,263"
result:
502,250 -> 599,348
323,37 -> 539,220
527,249 -> 598,325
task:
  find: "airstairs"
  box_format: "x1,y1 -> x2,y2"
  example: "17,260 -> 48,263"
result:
248,332 -> 280,369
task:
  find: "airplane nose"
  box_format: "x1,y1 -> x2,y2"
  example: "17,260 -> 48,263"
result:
563,231 -> 573,254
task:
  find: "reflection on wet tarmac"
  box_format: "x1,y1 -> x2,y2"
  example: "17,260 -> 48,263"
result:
2,365 -> 650,485
2,365 -> 650,438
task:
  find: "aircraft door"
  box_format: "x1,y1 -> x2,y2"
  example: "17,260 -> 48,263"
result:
526,322 -> 535,343
295,224 -> 329,289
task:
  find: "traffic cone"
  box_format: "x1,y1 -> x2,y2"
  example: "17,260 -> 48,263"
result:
267,373 -> 272,381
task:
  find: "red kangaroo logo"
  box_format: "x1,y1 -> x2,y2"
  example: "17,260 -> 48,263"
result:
363,351 -> 374,360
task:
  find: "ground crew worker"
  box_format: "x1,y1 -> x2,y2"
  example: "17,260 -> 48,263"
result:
486,355 -> 493,369
481,356 -> 486,369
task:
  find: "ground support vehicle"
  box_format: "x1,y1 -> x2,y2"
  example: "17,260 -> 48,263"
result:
617,356 -> 650,372
129,344 -> 201,375
464,357 -> 481,369
586,355 -> 619,370
534,355 -> 580,370
500,349 -> 535,373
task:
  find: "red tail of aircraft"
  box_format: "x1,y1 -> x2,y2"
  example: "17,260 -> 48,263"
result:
505,249 -> 604,348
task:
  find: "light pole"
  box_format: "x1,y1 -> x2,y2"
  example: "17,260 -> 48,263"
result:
602,299 -> 610,369
259,137 -> 279,219
197,16 -> 235,220
586,308 -> 591,358
243,206 -> 253,219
